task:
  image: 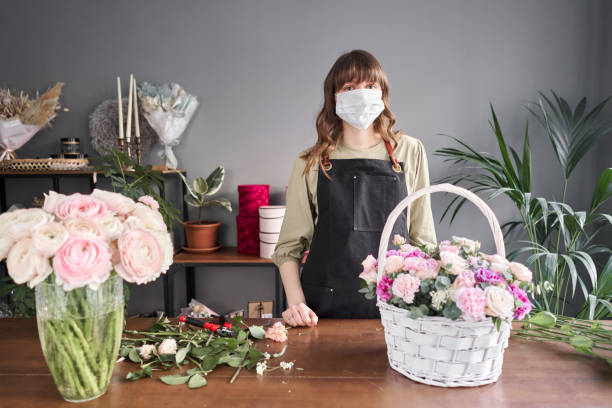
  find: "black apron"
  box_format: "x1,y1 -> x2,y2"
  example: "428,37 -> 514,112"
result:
300,141 -> 408,318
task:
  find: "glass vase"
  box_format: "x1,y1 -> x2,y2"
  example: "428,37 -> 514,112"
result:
35,274 -> 124,403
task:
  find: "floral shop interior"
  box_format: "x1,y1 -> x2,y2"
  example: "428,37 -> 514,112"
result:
1,0 -> 611,406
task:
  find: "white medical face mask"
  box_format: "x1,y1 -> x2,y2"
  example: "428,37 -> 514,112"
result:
335,88 -> 385,130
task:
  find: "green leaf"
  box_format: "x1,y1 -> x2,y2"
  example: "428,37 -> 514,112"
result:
569,335 -> 594,351
176,346 -> 189,364
237,330 -> 247,344
204,198 -> 232,212
193,177 -> 208,195
160,374 -> 191,385
128,348 -> 142,363
528,311 -> 557,328
590,168 -> 612,212
184,194 -> 201,208
188,373 -> 207,389
126,366 -> 152,381
434,275 -> 450,291
442,302 -> 462,320
205,166 -> 225,195
248,325 -> 266,339
232,316 -> 244,326
201,355 -> 219,371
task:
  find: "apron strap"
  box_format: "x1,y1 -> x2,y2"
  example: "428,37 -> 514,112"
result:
321,140 -> 402,173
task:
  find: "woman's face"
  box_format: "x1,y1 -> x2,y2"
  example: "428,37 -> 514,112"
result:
334,80 -> 380,102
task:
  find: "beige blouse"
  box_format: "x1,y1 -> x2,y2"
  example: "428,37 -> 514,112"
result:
271,134 -> 437,267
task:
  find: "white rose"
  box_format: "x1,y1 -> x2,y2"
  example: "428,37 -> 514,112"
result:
91,189 -> 136,215
439,251 -> 468,275
42,191 -> 67,213
392,234 -> 406,246
453,236 -> 481,252
509,262 -> 533,282
150,231 -> 174,274
158,338 -> 177,355
484,286 -> 514,319
489,262 -> 510,276
139,344 -> 156,360
32,222 -> 69,257
384,255 -> 404,275
483,253 -> 509,266
125,203 -> 166,232
2,209 -> 54,242
63,218 -> 104,239
7,238 -> 53,288
399,243 -> 420,253
97,214 -> 124,242
0,237 -> 13,261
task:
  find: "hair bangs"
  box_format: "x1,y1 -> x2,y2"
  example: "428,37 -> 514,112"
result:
332,52 -> 385,93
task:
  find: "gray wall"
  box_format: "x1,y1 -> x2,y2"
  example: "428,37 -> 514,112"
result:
1,0 -> 610,316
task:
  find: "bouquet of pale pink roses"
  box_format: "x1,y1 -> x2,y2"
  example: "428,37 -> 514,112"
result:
359,235 -> 533,327
0,189 -> 173,402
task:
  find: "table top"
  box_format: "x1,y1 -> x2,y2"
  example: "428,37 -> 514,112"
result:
1,318 -> 610,407
173,247 -> 276,264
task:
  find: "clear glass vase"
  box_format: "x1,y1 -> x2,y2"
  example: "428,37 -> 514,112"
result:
35,274 -> 124,403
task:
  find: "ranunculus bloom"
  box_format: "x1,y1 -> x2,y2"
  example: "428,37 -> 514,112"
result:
391,273 -> 421,304
384,255 -> 404,275
91,189 -> 136,215
138,195 -> 159,210
392,234 -> 406,247
97,214 -> 124,242
507,284 -> 532,320
455,287 -> 486,321
453,269 -> 476,289
150,231 -> 173,274
474,267 -> 504,285
376,275 -> 394,302
484,286 -> 515,319
139,344 -> 156,360
439,251 -> 468,275
1,208 -> 54,242
63,218 -> 104,239
55,193 -> 109,220
115,229 -> 163,284
0,237 -> 11,261
509,262 -> 533,282
403,257 -> 440,280
53,236 -> 112,291
158,338 -> 177,355
359,254 -> 378,283
439,240 -> 460,254
42,191 -> 67,213
124,203 -> 166,232
7,238 -> 53,288
32,222 -> 69,258
265,322 -> 288,342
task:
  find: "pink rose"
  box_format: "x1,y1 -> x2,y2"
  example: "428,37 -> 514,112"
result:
55,193 -> 109,220
115,229 -> 163,284
265,322 -> 288,342
92,189 -> 136,215
453,237 -> 480,252
403,257 -> 440,280
453,269 -> 476,289
7,238 -> 53,288
455,287 -> 486,321
32,222 -> 69,258
439,251 -> 468,275
138,195 -> 159,210
384,255 -> 404,275
509,262 -> 533,282
392,234 -> 406,247
439,240 -> 460,254
391,273 -> 421,304
482,253 -> 509,266
53,236 -> 112,290
359,254 -> 378,283
484,286 -> 514,319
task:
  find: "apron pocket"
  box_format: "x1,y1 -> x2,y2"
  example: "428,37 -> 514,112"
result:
353,174 -> 398,232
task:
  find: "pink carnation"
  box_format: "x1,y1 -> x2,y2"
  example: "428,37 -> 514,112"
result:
403,257 -> 440,280
507,284 -> 532,320
55,193 -> 109,220
455,287 -> 486,321
138,195 -> 159,210
53,236 -> 112,291
391,273 -> 421,304
474,267 -> 504,285
376,275 -> 394,302
453,269 -> 476,289
265,322 -> 288,342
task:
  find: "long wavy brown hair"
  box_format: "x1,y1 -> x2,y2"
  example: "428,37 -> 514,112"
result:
301,49 -> 401,178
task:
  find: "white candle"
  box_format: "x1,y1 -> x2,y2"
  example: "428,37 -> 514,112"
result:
132,76 -> 140,139
117,77 -> 124,140
125,73 -> 133,143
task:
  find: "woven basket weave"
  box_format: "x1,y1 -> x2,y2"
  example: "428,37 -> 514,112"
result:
0,158 -> 89,171
376,183 -> 511,387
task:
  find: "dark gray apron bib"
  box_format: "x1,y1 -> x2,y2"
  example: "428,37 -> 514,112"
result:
300,148 -> 408,318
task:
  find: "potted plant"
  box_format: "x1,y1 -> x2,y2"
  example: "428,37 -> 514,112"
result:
179,166 -> 232,252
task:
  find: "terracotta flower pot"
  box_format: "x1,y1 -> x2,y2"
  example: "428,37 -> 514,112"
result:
183,220 -> 221,250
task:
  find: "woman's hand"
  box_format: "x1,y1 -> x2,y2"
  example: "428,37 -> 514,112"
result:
282,303 -> 318,327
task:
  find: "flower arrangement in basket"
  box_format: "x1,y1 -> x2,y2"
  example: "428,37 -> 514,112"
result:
0,190 -> 173,402
359,183 -> 534,387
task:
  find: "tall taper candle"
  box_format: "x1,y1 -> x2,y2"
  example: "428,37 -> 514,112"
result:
117,77 -> 124,140
133,76 -> 142,164
125,73 -> 133,144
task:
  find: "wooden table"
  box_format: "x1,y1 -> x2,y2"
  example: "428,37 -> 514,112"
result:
171,247 -> 286,317
1,318 -> 610,407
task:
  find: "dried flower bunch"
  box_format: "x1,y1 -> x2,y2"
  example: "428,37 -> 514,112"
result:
0,82 -> 66,126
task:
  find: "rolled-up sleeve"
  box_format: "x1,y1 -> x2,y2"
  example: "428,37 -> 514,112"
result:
272,156 -> 315,267
408,141 -> 437,247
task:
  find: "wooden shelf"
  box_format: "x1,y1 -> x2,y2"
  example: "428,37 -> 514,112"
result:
0,168 -> 186,176
173,246 -> 274,264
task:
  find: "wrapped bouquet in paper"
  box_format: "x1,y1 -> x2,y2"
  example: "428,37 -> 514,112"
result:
0,83 -> 65,160
137,82 -> 198,169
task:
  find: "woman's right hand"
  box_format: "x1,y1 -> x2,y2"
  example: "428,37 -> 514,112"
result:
282,303 -> 318,327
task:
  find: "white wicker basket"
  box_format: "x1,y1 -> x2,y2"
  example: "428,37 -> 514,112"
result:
376,183 -> 511,387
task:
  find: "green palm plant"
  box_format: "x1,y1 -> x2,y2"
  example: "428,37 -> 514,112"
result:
434,92 -> 612,316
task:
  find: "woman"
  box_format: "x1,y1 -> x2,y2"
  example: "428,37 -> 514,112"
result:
272,50 -> 436,326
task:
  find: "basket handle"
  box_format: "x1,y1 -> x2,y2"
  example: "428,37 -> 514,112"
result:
376,183 -> 505,290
